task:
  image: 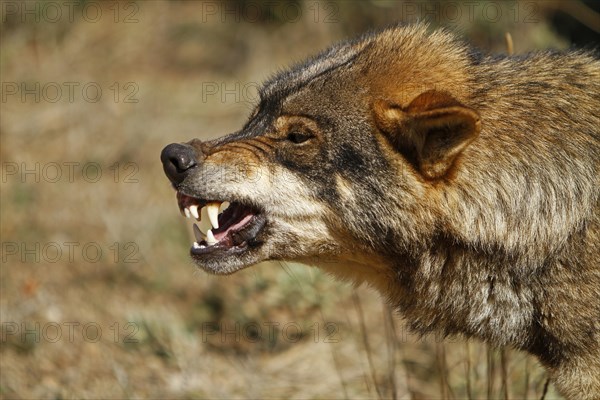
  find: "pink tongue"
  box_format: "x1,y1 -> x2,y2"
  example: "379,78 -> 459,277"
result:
214,214 -> 254,241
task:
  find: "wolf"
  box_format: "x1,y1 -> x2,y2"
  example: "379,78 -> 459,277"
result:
160,24 -> 600,399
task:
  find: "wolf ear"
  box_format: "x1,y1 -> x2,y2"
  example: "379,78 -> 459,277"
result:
373,90 -> 481,180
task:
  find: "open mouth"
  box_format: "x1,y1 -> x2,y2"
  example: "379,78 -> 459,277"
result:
177,192 -> 266,257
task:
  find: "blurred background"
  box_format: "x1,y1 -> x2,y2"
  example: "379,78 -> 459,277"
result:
1,1 -> 599,398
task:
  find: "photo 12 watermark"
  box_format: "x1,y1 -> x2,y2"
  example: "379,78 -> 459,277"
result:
2,161 -> 139,184
200,321 -> 340,344
1,82 -> 139,104
197,1 -> 339,24
1,241 -> 140,264
1,1 -> 140,24
398,1 -> 540,24
201,81 -> 260,104
1,321 -> 139,344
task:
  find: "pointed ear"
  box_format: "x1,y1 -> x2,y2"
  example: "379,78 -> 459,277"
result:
373,90 -> 481,180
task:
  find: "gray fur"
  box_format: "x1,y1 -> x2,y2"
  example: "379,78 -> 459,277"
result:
164,24 -> 600,399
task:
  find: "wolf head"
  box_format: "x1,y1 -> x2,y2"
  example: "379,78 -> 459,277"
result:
160,25 -> 481,279
160,25 -> 600,399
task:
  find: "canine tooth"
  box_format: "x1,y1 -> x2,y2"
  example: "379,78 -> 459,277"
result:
199,207 -> 212,234
193,224 -> 203,243
189,205 -> 200,220
192,242 -> 201,249
206,229 -> 217,245
206,202 -> 221,229
184,208 -> 191,219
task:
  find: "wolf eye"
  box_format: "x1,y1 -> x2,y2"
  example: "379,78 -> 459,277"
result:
287,131 -> 312,144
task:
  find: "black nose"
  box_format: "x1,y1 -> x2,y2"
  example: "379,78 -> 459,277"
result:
160,143 -> 199,185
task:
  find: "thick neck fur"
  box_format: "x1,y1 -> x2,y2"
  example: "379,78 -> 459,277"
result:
294,26 -> 599,399
401,52 -> 600,351
322,38 -> 600,365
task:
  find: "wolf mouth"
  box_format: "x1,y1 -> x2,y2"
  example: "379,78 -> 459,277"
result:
176,192 -> 266,259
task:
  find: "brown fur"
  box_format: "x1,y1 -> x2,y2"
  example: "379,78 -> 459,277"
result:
161,24 -> 600,398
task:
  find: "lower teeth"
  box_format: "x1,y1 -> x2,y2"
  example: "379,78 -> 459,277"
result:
206,229 -> 217,245
193,223 -> 217,248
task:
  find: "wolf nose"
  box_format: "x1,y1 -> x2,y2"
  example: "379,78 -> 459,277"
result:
160,143 -> 199,185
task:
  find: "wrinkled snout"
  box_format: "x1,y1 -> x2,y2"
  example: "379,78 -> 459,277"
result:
160,142 -> 201,185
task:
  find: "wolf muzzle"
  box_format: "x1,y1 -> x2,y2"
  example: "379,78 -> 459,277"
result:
160,142 -> 201,185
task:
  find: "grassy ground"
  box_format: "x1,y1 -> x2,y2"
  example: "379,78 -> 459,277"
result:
1,1 -> 593,398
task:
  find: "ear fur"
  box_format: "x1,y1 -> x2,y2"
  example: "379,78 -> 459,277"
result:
373,90 -> 481,180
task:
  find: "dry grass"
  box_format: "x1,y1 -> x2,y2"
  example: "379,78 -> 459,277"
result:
0,1 -> 579,398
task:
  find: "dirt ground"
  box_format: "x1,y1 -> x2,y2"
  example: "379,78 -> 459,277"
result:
2,1 -> 597,398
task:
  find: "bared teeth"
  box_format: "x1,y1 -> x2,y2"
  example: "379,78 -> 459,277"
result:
206,202 -> 221,229
177,192 -> 230,248
206,229 -> 217,245
189,205 -> 200,220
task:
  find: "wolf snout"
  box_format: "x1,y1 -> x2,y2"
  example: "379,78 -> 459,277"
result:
160,142 -> 201,185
